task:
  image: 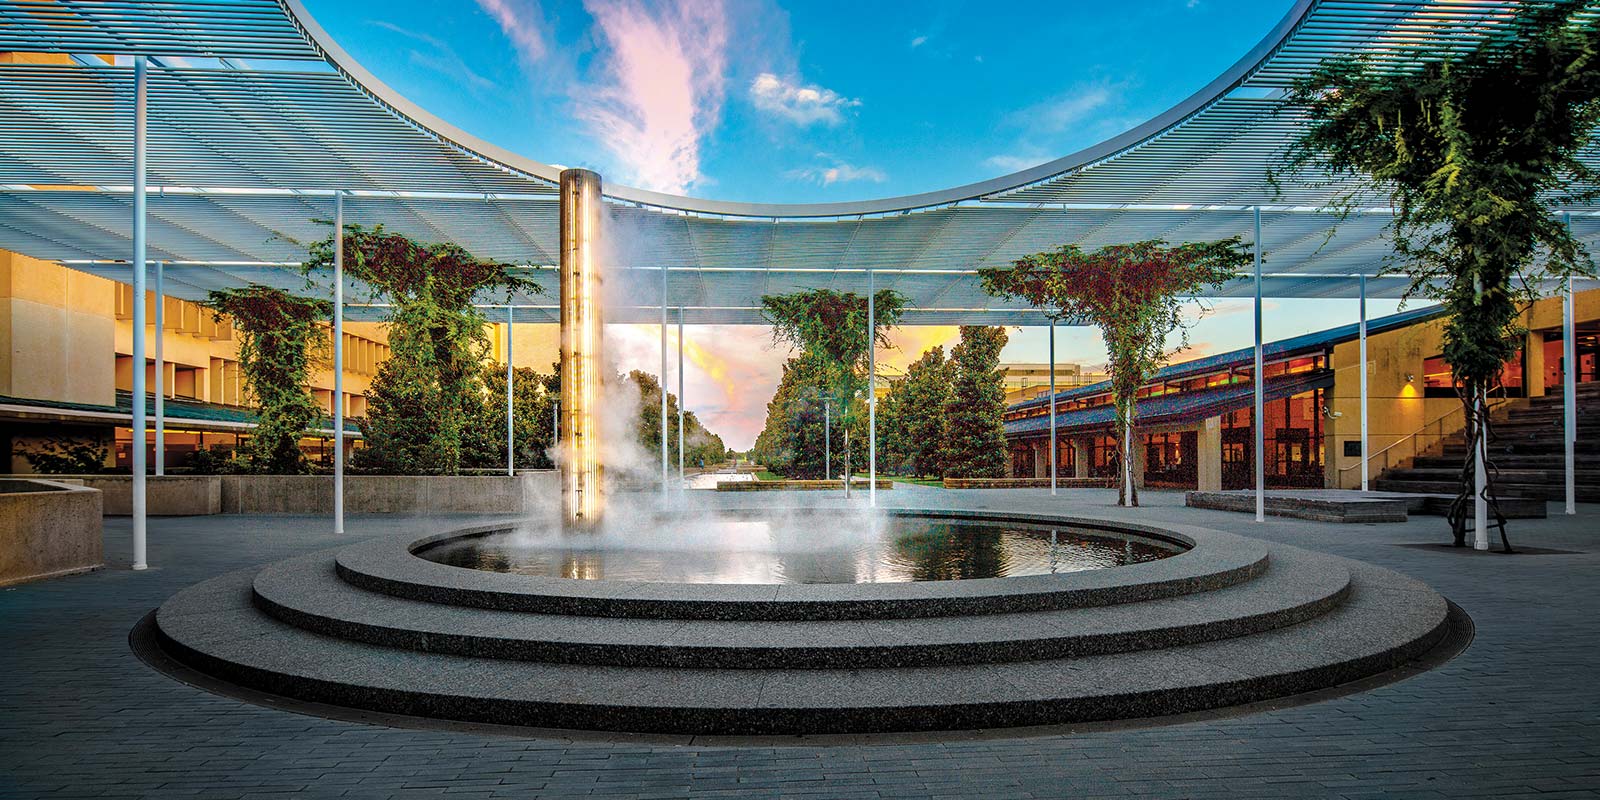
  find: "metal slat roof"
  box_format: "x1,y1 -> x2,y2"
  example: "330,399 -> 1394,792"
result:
0,0 -> 1597,324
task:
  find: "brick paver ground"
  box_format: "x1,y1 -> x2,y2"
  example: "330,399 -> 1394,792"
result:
3,488 -> 1598,799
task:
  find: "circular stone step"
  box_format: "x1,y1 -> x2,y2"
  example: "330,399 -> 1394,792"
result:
154,557 -> 1450,735
332,513 -> 1269,621
251,545 -> 1349,669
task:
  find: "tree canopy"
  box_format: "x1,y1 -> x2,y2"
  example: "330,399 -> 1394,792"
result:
980,239 -> 1246,504
1276,1 -> 1600,545
202,285 -> 331,474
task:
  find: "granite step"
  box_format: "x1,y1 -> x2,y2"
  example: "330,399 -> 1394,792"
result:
154,559 -> 1450,736
250,547 -> 1349,669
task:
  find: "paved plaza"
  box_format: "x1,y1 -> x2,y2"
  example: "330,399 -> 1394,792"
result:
3,488 -> 1598,799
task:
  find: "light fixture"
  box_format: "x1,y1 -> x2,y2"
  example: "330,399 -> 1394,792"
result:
1405,373 -> 1415,383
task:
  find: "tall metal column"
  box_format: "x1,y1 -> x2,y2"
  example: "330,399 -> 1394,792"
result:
660,264 -> 669,497
1049,318 -> 1057,496
1563,276 -> 1577,515
558,168 -> 605,523
867,269 -> 877,508
677,307 -> 685,485
1252,206 -> 1265,523
1563,214 -> 1577,516
506,306 -> 515,477
1358,272 -> 1369,492
333,192 -> 345,535
154,259 -> 165,476
1474,385 -> 1489,550
824,399 -> 831,481
131,55 -> 148,570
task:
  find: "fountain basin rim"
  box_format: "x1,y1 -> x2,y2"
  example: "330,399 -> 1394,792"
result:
333,509 -> 1269,620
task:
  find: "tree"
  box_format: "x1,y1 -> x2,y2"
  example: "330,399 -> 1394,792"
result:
625,369 -> 732,475
202,286 -> 331,474
980,240 -> 1246,505
760,288 -> 904,493
1276,3 -> 1600,549
942,326 -> 1011,479
304,225 -> 537,474
898,345 -> 956,478
464,363 -> 559,470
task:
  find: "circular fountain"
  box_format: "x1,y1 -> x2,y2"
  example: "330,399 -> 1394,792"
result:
148,508 -> 1457,735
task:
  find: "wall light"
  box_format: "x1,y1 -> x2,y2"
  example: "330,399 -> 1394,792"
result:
1405,373 -> 1415,383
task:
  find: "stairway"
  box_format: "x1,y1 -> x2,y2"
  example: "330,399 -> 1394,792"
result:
1375,382 -> 1600,502
150,513 -> 1454,736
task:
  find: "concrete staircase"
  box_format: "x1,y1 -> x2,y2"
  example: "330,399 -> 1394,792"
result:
1375,383 -> 1600,502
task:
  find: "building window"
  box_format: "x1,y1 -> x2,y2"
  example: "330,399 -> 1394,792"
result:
1423,351 -> 1526,398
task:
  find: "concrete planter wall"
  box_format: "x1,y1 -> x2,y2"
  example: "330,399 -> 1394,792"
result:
0,475 -> 222,516
0,478 -> 102,586
221,472 -> 559,515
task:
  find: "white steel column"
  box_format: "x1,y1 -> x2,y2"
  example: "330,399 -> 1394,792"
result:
333,192 -> 345,535
1564,276 -> 1577,515
677,307 -> 685,485
660,266 -> 669,497
154,259 -> 165,476
131,55 -> 148,570
1049,318 -> 1058,495
1253,206 -> 1265,523
507,305 -> 515,477
1358,273 -> 1369,491
1474,385 -> 1489,550
867,269 -> 877,508
824,400 -> 831,481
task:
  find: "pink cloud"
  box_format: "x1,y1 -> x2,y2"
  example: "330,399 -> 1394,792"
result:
576,0 -> 729,193
475,0 -> 546,62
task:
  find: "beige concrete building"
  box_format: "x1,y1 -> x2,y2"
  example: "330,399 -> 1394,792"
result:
2,250 -> 391,472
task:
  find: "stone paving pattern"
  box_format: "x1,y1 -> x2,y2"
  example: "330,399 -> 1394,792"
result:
3,487 -> 1598,798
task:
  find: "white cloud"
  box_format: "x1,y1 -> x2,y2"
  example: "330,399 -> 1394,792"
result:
910,35 -> 928,48
372,21 -> 495,92
983,154 -> 1045,173
574,0 -> 731,193
749,72 -> 861,126
784,157 -> 886,186
1020,84 -> 1119,133
474,0 -> 546,63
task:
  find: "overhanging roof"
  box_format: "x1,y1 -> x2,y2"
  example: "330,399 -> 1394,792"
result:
2,0 -> 1599,324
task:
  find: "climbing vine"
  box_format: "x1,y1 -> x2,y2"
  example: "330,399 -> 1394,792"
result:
759,288 -> 904,488
203,286 -> 331,474
1275,2 -> 1600,548
981,239 -> 1247,506
303,225 -> 539,475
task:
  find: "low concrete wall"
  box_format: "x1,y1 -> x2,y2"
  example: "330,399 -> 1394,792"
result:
221,472 -> 559,514
717,479 -> 893,492
0,475 -> 221,516
0,478 -> 103,586
942,477 -> 1115,489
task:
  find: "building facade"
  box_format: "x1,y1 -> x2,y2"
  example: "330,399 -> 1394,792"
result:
2,249 -> 392,472
1004,289 -> 1600,491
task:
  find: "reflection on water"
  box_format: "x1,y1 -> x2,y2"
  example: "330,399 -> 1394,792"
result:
418,516 -> 1181,585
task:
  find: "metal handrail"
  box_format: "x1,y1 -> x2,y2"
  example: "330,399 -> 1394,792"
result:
1337,397 -> 1513,475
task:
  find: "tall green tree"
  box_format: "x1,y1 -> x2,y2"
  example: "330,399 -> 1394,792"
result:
202,286 -> 331,474
627,369 -> 732,474
1276,3 -> 1600,549
464,363 -> 559,471
981,240 -> 1245,505
759,288 -> 904,491
942,326 -> 1010,479
899,345 -> 956,478
304,225 -> 536,474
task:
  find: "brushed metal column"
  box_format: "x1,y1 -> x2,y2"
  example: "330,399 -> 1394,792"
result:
559,169 -> 604,524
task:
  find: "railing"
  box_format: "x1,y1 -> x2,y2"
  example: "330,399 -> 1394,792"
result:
1338,398 -> 1512,478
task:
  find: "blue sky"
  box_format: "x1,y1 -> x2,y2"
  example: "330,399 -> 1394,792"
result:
303,0 -> 1296,202
300,0 -> 1415,448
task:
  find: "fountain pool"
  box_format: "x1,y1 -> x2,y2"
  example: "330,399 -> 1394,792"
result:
416,515 -> 1181,584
